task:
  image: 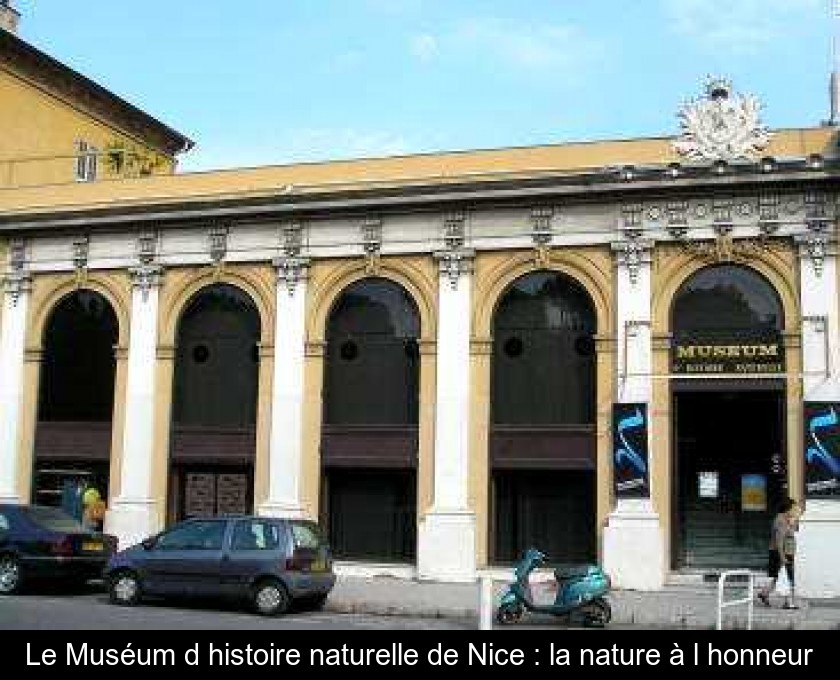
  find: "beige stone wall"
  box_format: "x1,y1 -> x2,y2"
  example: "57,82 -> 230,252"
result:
10,244 -> 802,572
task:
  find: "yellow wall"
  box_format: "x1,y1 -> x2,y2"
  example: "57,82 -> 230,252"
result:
0,68 -> 174,188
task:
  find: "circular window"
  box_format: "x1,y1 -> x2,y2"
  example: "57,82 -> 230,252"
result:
503,337 -> 524,358
192,345 -> 210,363
574,335 -> 595,357
339,340 -> 358,361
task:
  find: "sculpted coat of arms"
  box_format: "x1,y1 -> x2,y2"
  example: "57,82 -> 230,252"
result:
673,77 -> 772,161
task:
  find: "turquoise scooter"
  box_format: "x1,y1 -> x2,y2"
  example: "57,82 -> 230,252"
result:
496,547 -> 612,627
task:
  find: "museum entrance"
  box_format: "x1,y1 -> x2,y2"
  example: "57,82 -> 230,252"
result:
670,263 -> 787,571
672,386 -> 786,570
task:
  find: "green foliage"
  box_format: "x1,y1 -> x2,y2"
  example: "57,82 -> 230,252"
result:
104,141 -> 166,177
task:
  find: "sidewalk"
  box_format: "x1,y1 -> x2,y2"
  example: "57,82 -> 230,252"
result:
324,573 -> 840,630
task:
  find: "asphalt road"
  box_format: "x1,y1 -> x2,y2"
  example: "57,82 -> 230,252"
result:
0,583 -> 470,630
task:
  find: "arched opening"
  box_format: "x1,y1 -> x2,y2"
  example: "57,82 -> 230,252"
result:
320,278 -> 420,562
670,264 -> 786,570
32,290 -> 118,522
489,271 -> 597,565
168,284 -> 261,522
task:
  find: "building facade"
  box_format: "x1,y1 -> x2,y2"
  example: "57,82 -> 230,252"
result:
1,18 -> 839,596
0,17 -> 191,189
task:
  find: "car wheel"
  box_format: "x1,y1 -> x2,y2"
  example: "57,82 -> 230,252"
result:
252,579 -> 289,617
582,597 -> 612,628
108,570 -> 141,606
496,602 -> 524,625
0,555 -> 21,595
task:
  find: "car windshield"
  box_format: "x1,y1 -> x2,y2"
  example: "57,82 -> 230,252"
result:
23,506 -> 85,532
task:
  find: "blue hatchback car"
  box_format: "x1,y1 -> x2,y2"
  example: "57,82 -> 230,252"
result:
104,516 -> 335,616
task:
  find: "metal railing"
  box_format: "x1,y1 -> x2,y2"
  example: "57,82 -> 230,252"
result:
716,569 -> 755,630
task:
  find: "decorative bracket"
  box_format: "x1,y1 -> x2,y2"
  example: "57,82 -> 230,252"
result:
758,192 -> 781,236
207,224 -> 229,275
612,226 -> 651,287
796,227 -> 832,278
130,230 -> 162,301
530,206 -> 554,267
3,238 -> 31,306
361,217 -> 382,275
666,200 -> 689,239
72,234 -> 90,286
435,210 -> 473,289
274,221 -> 310,294
434,248 -> 474,290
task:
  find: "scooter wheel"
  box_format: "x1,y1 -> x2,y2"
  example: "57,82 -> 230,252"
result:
496,603 -> 524,625
582,597 -> 611,628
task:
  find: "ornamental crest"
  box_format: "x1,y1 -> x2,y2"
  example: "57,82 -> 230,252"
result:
673,77 -> 771,161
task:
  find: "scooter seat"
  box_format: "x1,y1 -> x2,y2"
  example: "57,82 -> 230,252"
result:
554,566 -> 591,581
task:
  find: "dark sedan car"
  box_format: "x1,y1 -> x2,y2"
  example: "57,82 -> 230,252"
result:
104,515 -> 336,616
0,503 -> 118,594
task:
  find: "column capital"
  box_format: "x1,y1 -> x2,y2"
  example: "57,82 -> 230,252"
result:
273,255 -> 310,295
795,229 -> 836,278
129,265 -> 163,299
611,238 -> 653,286
2,271 -> 32,305
434,248 -> 475,290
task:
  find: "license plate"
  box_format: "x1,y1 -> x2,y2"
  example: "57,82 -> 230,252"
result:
311,558 -> 326,572
82,541 -> 103,552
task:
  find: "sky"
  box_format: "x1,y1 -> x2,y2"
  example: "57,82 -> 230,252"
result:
13,0 -> 840,172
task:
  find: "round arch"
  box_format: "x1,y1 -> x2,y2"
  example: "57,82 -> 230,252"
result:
30,276 -> 130,350
653,251 -> 798,335
474,251 -> 612,339
307,261 -> 436,344
160,270 -> 273,348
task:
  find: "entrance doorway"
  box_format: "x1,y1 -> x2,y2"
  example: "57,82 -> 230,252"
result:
673,388 -> 786,570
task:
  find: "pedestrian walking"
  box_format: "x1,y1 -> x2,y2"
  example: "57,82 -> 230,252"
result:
757,496 -> 800,609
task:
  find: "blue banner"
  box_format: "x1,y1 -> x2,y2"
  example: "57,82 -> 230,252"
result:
804,402 -> 840,498
612,403 -> 649,498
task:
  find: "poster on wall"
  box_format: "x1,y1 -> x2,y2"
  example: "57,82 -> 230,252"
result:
741,474 -> 767,511
612,403 -> 649,498
804,402 -> 840,498
698,471 -> 718,498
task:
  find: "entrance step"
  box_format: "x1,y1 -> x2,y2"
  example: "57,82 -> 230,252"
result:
666,570 -> 764,590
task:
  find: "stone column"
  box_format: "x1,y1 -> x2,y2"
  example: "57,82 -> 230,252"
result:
105,266 -> 162,548
417,248 -> 476,581
0,266 -> 31,503
796,230 -> 840,598
603,233 -> 665,590
259,256 -> 309,518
